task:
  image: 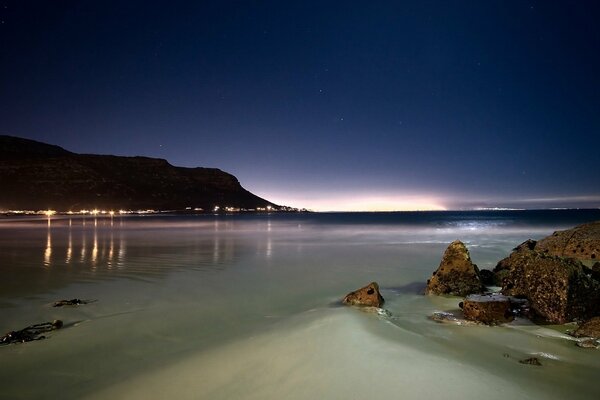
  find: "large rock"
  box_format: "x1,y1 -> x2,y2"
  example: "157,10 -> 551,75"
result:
342,282 -> 384,307
493,240 -> 600,324
425,240 -> 484,296
572,317 -> 600,338
461,294 -> 514,325
535,221 -> 600,262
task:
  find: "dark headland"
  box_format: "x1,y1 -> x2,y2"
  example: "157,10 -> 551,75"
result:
0,135 -> 294,213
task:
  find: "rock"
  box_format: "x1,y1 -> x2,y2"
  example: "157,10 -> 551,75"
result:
429,311 -> 481,326
572,317 -> 600,338
425,240 -> 484,296
358,307 -> 392,317
53,298 -> 93,307
494,240 -> 537,286
535,221 -> 600,262
590,262 -> 600,281
1,320 -> 63,345
493,240 -> 600,324
478,269 -> 495,286
519,357 -> 542,366
342,282 -> 384,307
576,339 -> 599,349
461,294 -> 514,325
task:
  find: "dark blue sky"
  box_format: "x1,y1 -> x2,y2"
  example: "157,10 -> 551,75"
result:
1,1 -> 599,210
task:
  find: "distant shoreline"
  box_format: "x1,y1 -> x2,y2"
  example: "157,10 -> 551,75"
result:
2,208 -> 599,221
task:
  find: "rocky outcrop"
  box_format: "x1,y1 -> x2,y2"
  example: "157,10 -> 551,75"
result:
572,317 -> 600,338
536,221 -> 600,262
493,241 -> 600,324
460,294 -> 514,325
342,282 -> 385,308
425,240 -> 484,296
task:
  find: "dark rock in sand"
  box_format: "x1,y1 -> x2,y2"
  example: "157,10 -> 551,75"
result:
1,320 -> 63,345
343,282 -> 385,308
53,298 -> 94,307
494,240 -> 600,324
535,221 -> 600,262
572,317 -> 600,338
425,240 -> 484,296
461,294 -> 514,325
519,357 -> 542,366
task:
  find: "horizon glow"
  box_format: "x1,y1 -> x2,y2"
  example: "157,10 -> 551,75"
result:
262,191 -> 600,212
263,192 -> 447,212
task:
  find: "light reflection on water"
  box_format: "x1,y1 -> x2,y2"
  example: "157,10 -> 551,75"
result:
25,216 -> 243,275
3,211 -> 598,274
43,228 -> 51,267
14,211 -> 599,275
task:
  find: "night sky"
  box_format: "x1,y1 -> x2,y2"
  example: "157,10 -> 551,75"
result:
1,1 -> 599,211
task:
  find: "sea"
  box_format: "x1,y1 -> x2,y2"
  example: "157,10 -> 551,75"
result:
1,210 -> 600,400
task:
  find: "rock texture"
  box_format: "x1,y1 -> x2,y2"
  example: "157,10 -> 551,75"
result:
590,262 -> 600,281
478,269 -> 496,286
0,135 -> 277,211
425,240 -> 484,296
429,311 -> 480,326
494,240 -> 600,324
461,294 -> 514,325
576,339 -> 599,349
342,282 -> 385,307
572,317 -> 600,338
536,221 -> 600,262
519,357 -> 542,366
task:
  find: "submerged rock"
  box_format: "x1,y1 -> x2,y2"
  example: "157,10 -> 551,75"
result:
429,311 -> 481,326
572,317 -> 600,338
576,339 -> 599,349
425,240 -> 484,296
519,357 -> 542,366
535,221 -> 600,262
493,240 -> 600,324
358,307 -> 392,317
342,282 -> 385,308
461,294 -> 514,325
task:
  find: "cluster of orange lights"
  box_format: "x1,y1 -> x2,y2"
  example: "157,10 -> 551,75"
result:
42,209 -> 122,217
3,205 -> 295,216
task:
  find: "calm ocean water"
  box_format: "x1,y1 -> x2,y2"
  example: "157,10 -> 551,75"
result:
1,210 -> 599,399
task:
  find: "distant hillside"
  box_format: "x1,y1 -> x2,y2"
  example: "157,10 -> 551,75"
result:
0,135 -> 278,211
